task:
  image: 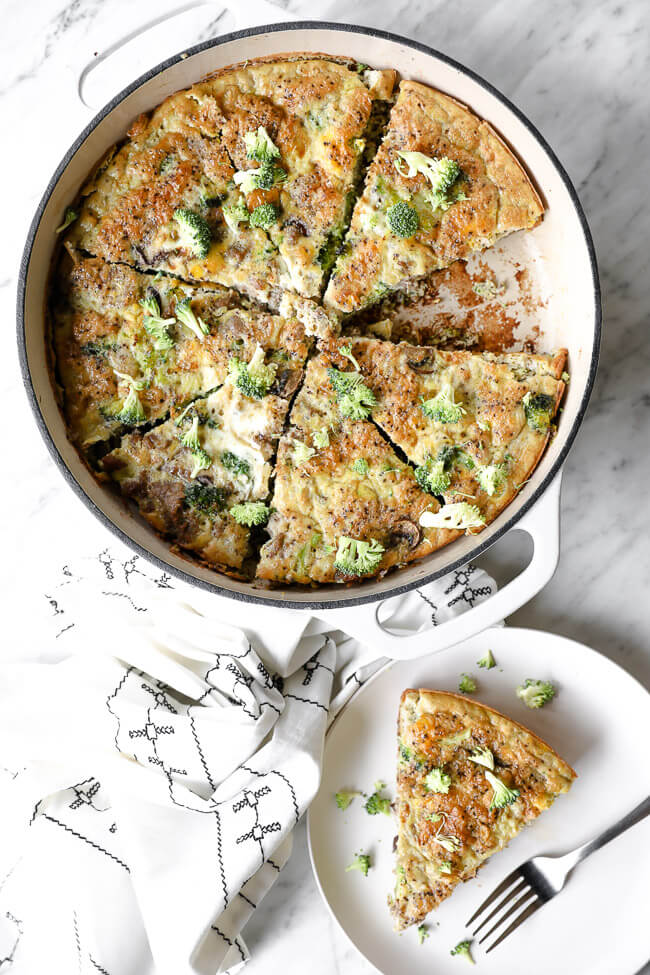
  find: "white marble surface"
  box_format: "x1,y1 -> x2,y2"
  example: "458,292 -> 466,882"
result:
1,0 -> 649,972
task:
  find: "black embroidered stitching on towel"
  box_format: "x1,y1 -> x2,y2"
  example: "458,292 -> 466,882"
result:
0,911 -> 23,966
106,666 -> 133,754
210,926 -> 246,964
189,713 -> 216,792
89,953 -> 111,975
271,770 -> 300,824
73,910 -> 81,970
69,778 -> 110,813
42,815 -> 129,872
214,808 -> 228,908
237,891 -> 256,909
284,693 -> 329,714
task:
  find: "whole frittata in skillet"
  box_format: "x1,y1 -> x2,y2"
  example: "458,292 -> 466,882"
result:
50,54 -> 564,586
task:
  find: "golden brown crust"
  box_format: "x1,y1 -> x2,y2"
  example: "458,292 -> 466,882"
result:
391,688 -> 575,930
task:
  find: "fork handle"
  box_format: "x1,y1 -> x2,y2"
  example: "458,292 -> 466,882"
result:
571,795 -> 650,867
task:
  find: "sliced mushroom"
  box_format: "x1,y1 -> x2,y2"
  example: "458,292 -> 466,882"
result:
391,519 -> 422,550
406,352 -> 439,374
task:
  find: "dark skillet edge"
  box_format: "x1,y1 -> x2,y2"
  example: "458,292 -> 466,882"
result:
16,20 -> 602,612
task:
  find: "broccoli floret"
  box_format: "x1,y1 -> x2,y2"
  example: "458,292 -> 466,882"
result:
399,743 -> 413,763
335,790 -> 360,810
180,415 -> 212,477
345,853 -> 370,877
472,279 -> 502,299
55,206 -> 78,234
316,225 -> 345,270
327,367 -> 376,421
477,649 -> 496,669
417,925 -> 429,945
415,452 -> 452,495
450,940 -> 475,964
433,832 -> 461,854
395,152 -> 464,211
228,344 -> 277,399
184,482 -> 226,516
386,200 -> 419,238
334,535 -> 385,577
522,391 -> 555,432
222,199 -> 250,233
175,297 -> 210,340
419,503 -> 486,532
249,203 -> 279,230
458,673 -> 477,694
476,463 -> 507,497
438,860 -> 452,874
364,782 -> 391,816
484,769 -> 520,810
351,458 -> 370,476
313,429 -> 330,449
220,451 -> 251,483
292,440 -> 316,467
234,162 -> 286,194
245,126 -> 280,163
140,293 -> 175,350
420,383 -> 466,423
424,767 -> 451,794
339,344 -> 361,370
468,747 -> 494,770
516,678 -> 556,709
113,371 -> 146,425
229,502 -> 270,526
159,154 -> 177,174
561,370 -> 570,383
174,208 -> 211,258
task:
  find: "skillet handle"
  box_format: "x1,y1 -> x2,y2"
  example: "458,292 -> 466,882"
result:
76,0 -> 294,109
315,473 -> 562,660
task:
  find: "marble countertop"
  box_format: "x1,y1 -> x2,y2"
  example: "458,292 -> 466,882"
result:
1,0 -> 648,971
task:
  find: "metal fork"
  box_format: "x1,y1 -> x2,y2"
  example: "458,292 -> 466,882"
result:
466,794 -> 650,953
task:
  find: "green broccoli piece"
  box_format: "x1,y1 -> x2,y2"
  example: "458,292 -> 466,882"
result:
561,370 -> 570,383
339,344 -> 361,370
424,767 -> 451,794
345,853 -> 371,877
175,297 -> 210,340
386,200 -> 419,238
174,208 -> 211,258
419,503 -> 486,532
516,678 -> 556,709
140,293 -> 175,350
399,743 -> 413,763
522,391 -> 555,432
450,940 -> 475,964
335,790 -> 360,810
477,649 -> 496,669
55,207 -> 78,234
292,440 -> 316,467
415,449 -> 454,495
113,371 -> 146,425
476,463 -> 507,497
221,451 -> 251,483
394,152 -> 464,211
484,770 -> 520,810
229,502 -> 270,527
364,782 -> 391,816
351,458 -> 370,476
249,203 -> 280,230
438,860 -> 452,874
254,161 -> 287,191
433,832 -> 461,854
472,279 -> 501,299
468,747 -> 494,770
245,126 -> 280,163
180,415 -> 212,477
184,482 -> 226,516
420,383 -> 466,423
327,367 -> 376,421
334,535 -> 385,576
313,429 -> 330,449
316,225 -> 345,270
458,673 -> 477,694
222,198 -> 250,233
159,154 -> 177,174
417,925 -> 429,945
228,344 -> 277,400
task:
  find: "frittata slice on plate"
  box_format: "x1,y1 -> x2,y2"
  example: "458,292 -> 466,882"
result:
256,349 -> 459,585
64,58 -> 396,307
391,689 -> 576,930
51,255 -> 309,448
331,337 -> 566,531
324,80 -> 543,315
101,360 -> 300,576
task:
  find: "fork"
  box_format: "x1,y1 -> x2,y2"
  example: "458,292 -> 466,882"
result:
466,794 -> 650,953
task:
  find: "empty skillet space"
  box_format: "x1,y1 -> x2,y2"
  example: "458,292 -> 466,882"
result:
307,627 -> 650,974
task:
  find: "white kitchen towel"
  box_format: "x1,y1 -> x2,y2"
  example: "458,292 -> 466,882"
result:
0,544 -> 496,975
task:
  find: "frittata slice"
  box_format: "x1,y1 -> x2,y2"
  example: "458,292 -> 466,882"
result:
325,80 -> 543,315
391,689 -> 575,930
51,255 -> 309,448
256,349 -> 459,584
332,337 -> 566,530
101,364 -> 297,576
64,58 -> 396,307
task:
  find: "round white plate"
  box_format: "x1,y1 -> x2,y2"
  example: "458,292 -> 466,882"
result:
307,627 -> 650,975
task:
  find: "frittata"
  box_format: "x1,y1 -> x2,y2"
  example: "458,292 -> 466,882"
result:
325,81 -> 543,315
391,689 -> 575,929
49,54 -> 563,587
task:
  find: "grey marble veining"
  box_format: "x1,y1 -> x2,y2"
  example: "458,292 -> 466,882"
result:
1,0 -> 649,972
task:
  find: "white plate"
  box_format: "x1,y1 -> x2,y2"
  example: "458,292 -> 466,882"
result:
307,627 -> 650,975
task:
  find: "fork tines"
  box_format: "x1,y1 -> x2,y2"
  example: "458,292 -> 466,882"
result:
466,868 -> 542,953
